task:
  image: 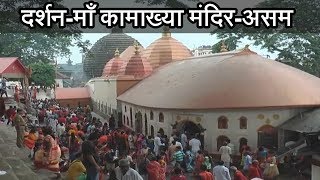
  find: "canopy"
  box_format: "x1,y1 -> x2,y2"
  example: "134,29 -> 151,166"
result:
280,108 -> 320,133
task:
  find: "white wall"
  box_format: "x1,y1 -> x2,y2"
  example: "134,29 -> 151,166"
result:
312,155 -> 320,180
87,78 -> 118,116
55,79 -> 63,87
120,102 -> 305,153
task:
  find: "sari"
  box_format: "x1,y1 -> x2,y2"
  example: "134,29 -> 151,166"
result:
24,132 -> 38,150
146,160 -> 166,180
195,154 -> 205,174
34,135 -> 61,172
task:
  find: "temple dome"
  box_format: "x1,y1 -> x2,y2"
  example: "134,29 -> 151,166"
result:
118,47 -> 320,109
142,28 -> 193,69
102,48 -> 123,77
83,29 -> 140,78
120,45 -> 145,61
118,42 -> 153,78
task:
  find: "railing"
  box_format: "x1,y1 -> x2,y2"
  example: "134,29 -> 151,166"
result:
276,139 -> 306,159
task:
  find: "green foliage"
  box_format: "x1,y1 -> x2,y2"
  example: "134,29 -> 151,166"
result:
211,37 -> 239,53
211,0 -> 320,77
29,62 -> 55,87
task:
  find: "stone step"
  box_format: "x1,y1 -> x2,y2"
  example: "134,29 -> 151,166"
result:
5,157 -> 39,180
0,158 -> 19,180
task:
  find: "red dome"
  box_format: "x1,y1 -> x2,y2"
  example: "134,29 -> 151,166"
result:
118,44 -> 153,78
102,49 -> 123,77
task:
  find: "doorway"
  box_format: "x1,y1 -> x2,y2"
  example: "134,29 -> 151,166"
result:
135,111 -> 143,133
258,125 -> 278,150
150,125 -> 155,138
144,113 -> 148,135
217,135 -> 229,151
176,120 -> 204,149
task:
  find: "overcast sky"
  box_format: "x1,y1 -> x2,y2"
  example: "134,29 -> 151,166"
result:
60,33 -> 277,64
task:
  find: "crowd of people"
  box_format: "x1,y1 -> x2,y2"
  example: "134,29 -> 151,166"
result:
2,97 -> 285,180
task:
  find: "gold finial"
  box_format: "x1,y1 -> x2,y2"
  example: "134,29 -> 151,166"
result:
134,41 -> 139,54
244,44 -> 250,49
114,48 -> 120,57
220,40 -> 228,52
162,26 -> 171,37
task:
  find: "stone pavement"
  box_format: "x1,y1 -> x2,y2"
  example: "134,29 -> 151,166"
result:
0,122 -> 56,180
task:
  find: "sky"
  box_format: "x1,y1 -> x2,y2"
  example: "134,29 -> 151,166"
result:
60,33 -> 278,64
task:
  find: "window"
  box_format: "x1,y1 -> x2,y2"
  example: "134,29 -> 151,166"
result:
159,112 -> 164,122
144,113 -> 148,135
239,116 -> 247,129
218,116 -> 228,129
126,117 -> 129,126
125,106 -> 127,112
150,111 -> 154,120
130,119 -> 133,127
130,107 -> 133,121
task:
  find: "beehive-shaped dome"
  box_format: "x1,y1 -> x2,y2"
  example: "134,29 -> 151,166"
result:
142,27 -> 193,69
102,48 -> 123,77
120,45 -> 145,61
83,28 -> 141,78
118,41 -> 153,78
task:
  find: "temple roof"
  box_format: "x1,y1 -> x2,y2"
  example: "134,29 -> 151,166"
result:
118,42 -> 153,78
118,47 -> 320,110
141,28 -> 193,69
120,45 -> 145,61
102,48 -> 124,77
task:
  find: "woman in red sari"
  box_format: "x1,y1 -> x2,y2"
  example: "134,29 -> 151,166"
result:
194,150 -> 205,175
147,155 -> 166,180
34,128 -> 61,179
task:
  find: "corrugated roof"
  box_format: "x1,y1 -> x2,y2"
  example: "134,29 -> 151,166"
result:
0,57 -> 20,74
280,108 -> 320,133
55,87 -> 90,100
118,48 -> 320,110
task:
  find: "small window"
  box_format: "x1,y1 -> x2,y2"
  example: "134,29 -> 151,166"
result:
126,117 -> 129,126
125,106 -> 127,112
130,107 -> 133,121
130,119 -> 133,127
150,111 -> 154,120
239,116 -> 248,129
159,112 -> 164,122
218,116 -> 228,129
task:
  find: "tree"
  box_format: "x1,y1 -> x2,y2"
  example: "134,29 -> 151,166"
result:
29,62 -> 55,87
211,0 -> 320,77
0,0 -> 91,66
211,38 -> 238,53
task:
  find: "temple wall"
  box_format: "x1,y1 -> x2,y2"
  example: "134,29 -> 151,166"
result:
120,101 -> 305,153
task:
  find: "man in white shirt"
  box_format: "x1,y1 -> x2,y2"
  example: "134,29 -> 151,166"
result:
189,136 -> 201,155
180,131 -> 188,149
212,160 -> 231,180
56,122 -> 65,138
114,159 -> 143,180
154,133 -> 164,156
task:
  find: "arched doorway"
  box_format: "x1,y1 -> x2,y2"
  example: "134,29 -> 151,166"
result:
217,135 -> 229,151
135,111 -> 143,133
144,113 -> 148,135
175,120 -> 205,149
159,128 -> 164,136
239,137 -> 248,153
258,125 -> 278,150
150,125 -> 155,137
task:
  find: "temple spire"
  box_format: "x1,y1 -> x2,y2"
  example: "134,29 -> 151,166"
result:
220,40 -> 228,52
114,48 -> 120,57
134,40 -> 140,54
67,58 -> 72,65
162,26 -> 171,37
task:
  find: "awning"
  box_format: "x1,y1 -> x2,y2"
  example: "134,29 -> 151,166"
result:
280,108 -> 320,133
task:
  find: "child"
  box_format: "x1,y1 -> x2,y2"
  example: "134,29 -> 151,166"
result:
24,128 -> 38,158
66,152 -> 86,180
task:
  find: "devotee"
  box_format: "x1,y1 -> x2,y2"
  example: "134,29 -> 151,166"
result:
0,77 -> 7,97
66,152 -> 86,180
242,151 -> 252,174
173,146 -> 185,168
212,161 -> 231,180
189,135 -> 201,155
34,127 -> 62,179
256,146 -> 268,162
170,167 -> 187,180
82,140 -> 101,180
248,160 -> 262,179
263,151 -> 279,179
180,131 -> 188,150
146,154 -> 166,180
226,139 -> 235,155
219,141 -> 232,168
114,159 -> 143,180
24,128 -> 38,158
57,122 -> 66,138
198,164 -> 214,180
195,150 -> 205,175
229,166 -> 247,180
13,109 -> 26,148
109,114 -> 115,130
154,133 -> 164,156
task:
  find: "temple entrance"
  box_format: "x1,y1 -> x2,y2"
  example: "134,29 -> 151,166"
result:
175,120 -> 205,149
239,137 -> 248,153
135,111 -> 143,133
258,125 -> 278,150
217,135 -> 229,151
150,125 -> 155,137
